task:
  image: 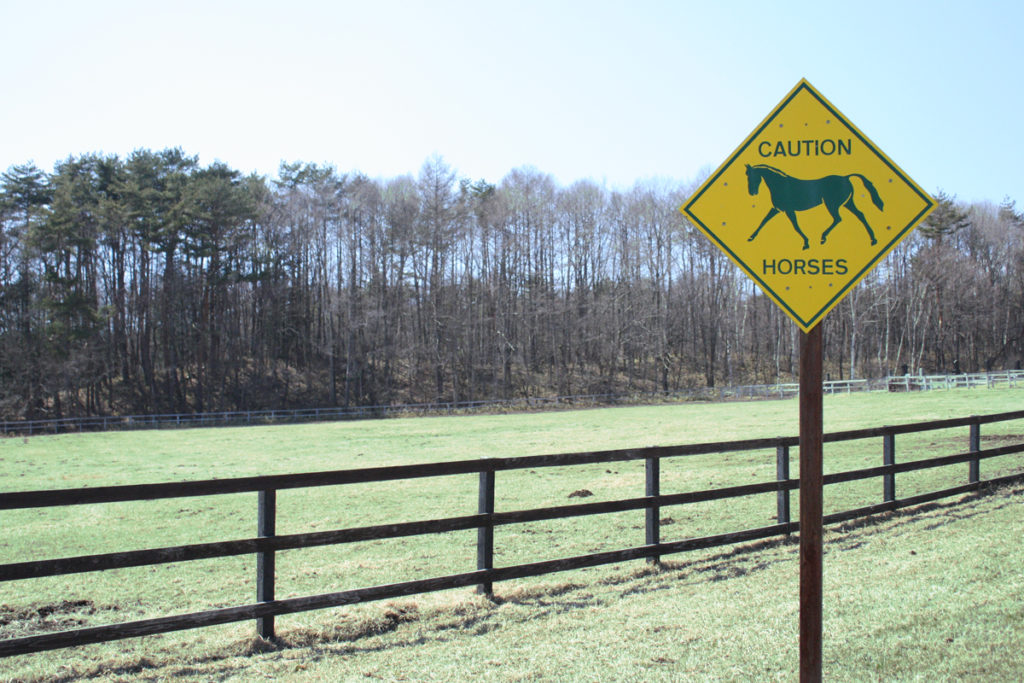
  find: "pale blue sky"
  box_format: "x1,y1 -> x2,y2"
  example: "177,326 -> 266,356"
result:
2,0 -> 1020,203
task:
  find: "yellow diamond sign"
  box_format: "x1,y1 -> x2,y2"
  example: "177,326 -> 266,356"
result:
681,79 -> 935,332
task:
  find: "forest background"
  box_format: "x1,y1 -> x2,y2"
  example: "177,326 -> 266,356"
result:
1,149 -> 1022,420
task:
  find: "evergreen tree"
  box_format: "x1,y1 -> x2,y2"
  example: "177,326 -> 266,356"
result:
0,163 -> 52,416
919,190 -> 970,239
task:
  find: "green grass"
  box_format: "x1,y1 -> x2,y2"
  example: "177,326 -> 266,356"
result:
1,387 -> 1022,681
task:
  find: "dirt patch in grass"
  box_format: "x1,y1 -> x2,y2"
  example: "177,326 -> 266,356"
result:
240,601 -> 424,653
982,433 -> 1024,445
0,600 -> 125,640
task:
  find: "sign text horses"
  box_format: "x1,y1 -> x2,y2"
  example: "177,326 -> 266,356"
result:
681,79 -> 934,331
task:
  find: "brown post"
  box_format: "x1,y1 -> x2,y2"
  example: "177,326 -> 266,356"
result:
776,444 -> 791,532
645,456 -> 661,563
883,433 -> 896,503
476,470 -> 495,594
969,421 -> 981,483
799,325 -> 823,683
257,489 -> 276,640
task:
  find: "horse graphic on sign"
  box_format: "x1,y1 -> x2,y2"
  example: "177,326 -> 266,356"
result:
745,164 -> 883,250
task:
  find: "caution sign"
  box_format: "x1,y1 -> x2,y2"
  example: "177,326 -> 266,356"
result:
681,79 -> 935,331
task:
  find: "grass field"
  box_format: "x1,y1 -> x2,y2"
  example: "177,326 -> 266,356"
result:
1,388 -> 1022,681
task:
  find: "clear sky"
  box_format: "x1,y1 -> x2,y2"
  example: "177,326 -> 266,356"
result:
2,0 -> 1020,203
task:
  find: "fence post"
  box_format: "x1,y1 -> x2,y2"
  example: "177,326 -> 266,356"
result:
776,444 -> 791,532
883,433 -> 896,503
969,421 -> 981,484
257,489 -> 277,640
646,456 -> 660,564
477,469 -> 495,595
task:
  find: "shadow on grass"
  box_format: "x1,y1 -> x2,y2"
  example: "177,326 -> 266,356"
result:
830,481 -> 1020,539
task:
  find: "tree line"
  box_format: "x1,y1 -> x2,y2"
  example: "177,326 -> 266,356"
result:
1,149 -> 1022,420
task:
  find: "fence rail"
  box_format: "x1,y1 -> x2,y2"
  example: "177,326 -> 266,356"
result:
4,370 -> 1023,436
1,409 -> 1023,657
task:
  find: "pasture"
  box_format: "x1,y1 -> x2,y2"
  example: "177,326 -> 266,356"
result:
1,388 -> 1023,681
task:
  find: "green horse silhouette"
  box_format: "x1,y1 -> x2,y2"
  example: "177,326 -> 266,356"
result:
745,164 -> 883,250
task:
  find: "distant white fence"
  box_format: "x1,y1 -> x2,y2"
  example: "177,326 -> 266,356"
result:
727,378 -> 882,400
3,370 -> 1022,436
886,370 -> 1024,392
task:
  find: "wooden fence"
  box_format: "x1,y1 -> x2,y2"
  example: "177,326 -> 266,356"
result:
2,410 -> 1023,657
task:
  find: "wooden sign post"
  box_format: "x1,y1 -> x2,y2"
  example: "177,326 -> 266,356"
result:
681,79 -> 934,681
799,326 -> 823,681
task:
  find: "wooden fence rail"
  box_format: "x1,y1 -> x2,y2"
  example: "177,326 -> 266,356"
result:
2,410 -> 1024,657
